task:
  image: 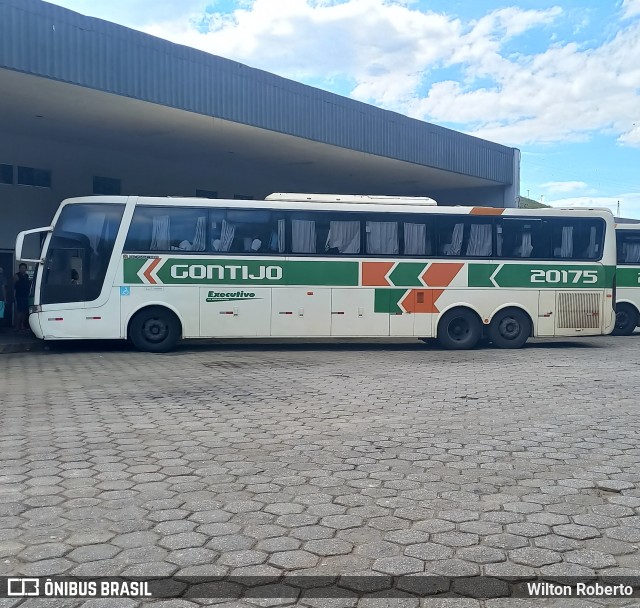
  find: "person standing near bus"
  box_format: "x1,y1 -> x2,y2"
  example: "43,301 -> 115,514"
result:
13,263 -> 31,331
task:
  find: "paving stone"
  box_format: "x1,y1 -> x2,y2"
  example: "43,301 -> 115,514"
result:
565,549 -> 618,569
509,547 -> 562,567
372,555 -> 423,575
290,526 -> 334,541
539,562 -> 596,578
431,531 -> 479,547
256,537 -> 301,552
426,559 -> 480,577
604,526 -> 640,542
383,530 -> 430,545
206,535 -> 255,552
404,543 -> 453,561
303,538 -> 352,556
18,543 -> 70,561
217,549 -> 268,567
553,524 -> 601,540
268,550 -> 319,569
455,546 -> 506,564
67,544 -> 120,562
159,532 -> 208,550
504,523 -> 550,538
483,533 -> 529,550
319,515 -> 363,530
595,480 -> 634,492
167,548 -> 219,567
534,534 -> 582,552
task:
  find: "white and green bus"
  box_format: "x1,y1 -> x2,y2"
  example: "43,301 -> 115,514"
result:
613,224 -> 640,335
16,193 -> 616,352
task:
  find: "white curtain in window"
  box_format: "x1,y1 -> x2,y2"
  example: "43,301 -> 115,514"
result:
625,242 -> 640,263
466,224 -> 492,257
443,223 -> 464,255
150,215 -> 170,251
292,219 -> 316,253
326,221 -> 360,254
404,223 -> 427,256
84,212 -> 107,253
558,226 -> 574,258
191,216 -> 206,251
219,219 -> 235,252
367,222 -> 398,255
585,226 -> 597,258
517,232 -> 533,257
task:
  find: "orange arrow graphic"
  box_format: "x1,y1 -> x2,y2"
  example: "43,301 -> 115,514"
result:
143,258 -> 162,284
421,263 -> 463,287
399,289 -> 444,313
362,261 -> 394,286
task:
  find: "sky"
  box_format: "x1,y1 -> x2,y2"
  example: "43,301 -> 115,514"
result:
46,0 -> 640,218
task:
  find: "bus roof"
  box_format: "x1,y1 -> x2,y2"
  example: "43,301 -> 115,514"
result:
265,193 -> 437,205
56,195 -> 615,221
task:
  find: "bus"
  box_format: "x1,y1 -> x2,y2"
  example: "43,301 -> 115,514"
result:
15,194 -> 616,352
613,223 -> 640,335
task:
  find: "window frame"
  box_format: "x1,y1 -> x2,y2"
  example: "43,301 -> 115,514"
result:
616,229 -> 640,265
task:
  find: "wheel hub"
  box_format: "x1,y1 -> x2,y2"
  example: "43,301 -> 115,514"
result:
143,319 -> 167,342
449,319 -> 469,341
499,317 -> 520,339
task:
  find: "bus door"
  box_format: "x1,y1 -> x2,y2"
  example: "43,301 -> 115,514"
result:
39,231 -> 90,338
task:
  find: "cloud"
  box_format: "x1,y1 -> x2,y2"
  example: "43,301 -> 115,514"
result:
137,0 -> 640,149
549,193 -> 640,218
541,181 -> 588,193
44,0 -> 208,26
622,0 -> 640,19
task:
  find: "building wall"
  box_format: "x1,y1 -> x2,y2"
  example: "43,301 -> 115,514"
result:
0,131 -> 270,255
0,0 -> 517,186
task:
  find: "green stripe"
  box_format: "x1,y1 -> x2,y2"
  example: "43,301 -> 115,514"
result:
469,264 -> 612,288
123,258 -> 146,284
124,258 -> 359,286
388,263 -> 425,287
617,267 -> 640,288
374,289 -> 407,314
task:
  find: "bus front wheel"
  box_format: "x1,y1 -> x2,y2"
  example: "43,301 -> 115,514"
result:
488,308 -> 531,349
437,308 -> 481,350
613,303 -> 638,336
129,307 -> 181,353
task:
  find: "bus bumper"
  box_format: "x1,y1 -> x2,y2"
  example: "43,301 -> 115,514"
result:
29,312 -> 44,339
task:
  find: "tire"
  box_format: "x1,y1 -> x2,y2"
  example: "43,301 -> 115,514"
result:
488,308 -> 531,349
129,307 -> 181,353
437,308 -> 482,350
612,303 -> 638,336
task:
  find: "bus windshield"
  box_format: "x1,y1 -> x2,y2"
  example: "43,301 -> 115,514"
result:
41,203 -> 125,304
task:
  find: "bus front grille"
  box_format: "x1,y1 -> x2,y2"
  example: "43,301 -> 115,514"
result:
557,292 -> 601,329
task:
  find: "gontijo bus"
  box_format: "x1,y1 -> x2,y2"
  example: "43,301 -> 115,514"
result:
15,193 -> 616,352
613,223 -> 640,335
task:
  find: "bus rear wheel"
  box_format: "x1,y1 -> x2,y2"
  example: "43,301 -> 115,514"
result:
489,308 -> 531,349
613,303 -> 638,336
130,307 -> 181,353
437,308 -> 481,350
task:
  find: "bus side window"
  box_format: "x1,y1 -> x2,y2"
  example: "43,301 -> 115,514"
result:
125,207 -> 207,252
287,212 -> 361,255
617,231 -> 640,264
551,218 -> 603,260
497,218 -> 547,259
213,209 -> 285,254
437,216 -> 492,258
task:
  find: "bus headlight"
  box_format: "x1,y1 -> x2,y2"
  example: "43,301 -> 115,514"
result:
29,305 -> 42,314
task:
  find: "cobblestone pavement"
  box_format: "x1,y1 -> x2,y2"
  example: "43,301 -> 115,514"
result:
1,335 -> 640,607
